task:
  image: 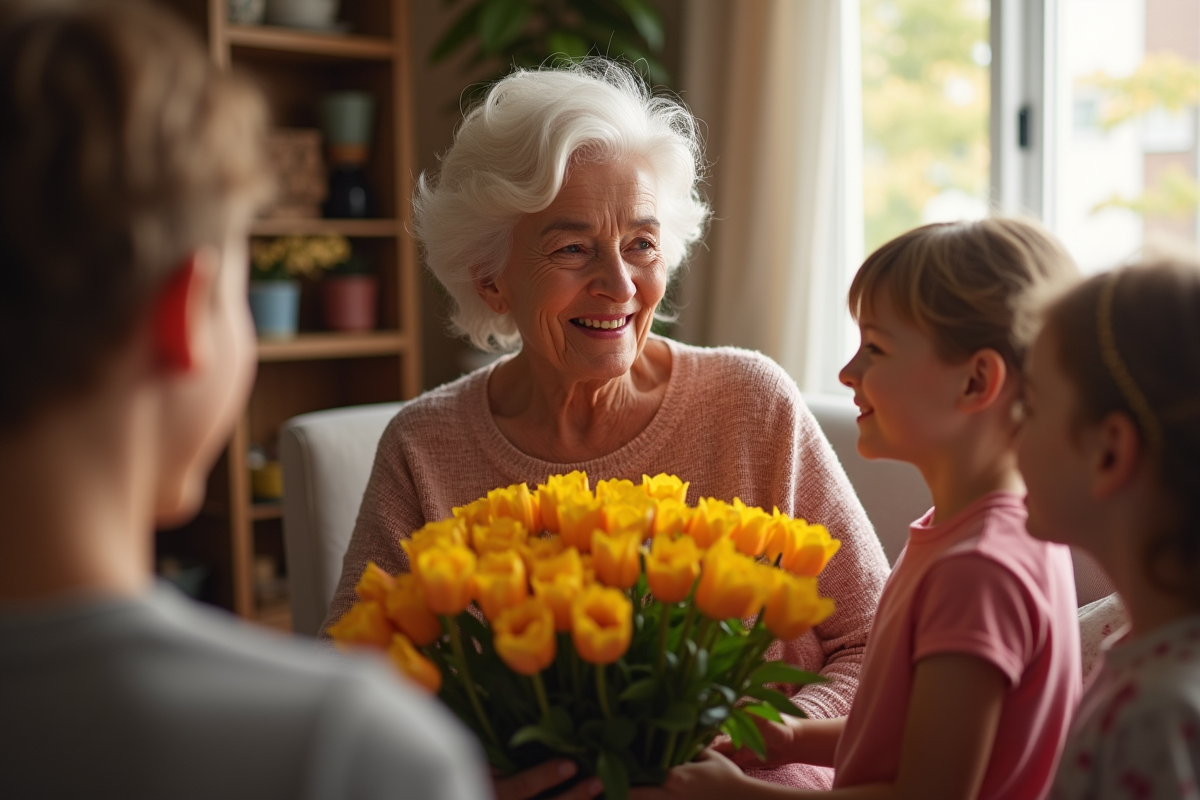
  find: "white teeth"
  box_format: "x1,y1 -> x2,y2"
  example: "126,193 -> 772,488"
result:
577,316 -> 628,330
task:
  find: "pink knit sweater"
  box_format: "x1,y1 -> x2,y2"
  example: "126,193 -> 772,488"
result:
323,338 -> 890,788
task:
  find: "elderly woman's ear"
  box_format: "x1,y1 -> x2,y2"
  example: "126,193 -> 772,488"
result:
475,277 -> 508,315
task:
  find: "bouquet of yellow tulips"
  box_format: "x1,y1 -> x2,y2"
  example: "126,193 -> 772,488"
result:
329,473 -> 838,800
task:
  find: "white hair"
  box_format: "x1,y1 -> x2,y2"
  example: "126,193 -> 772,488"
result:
413,60 -> 711,352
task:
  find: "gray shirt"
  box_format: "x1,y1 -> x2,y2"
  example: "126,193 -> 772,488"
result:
0,584 -> 490,800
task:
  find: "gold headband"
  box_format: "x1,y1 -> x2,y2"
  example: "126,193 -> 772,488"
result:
1097,270 -> 1162,451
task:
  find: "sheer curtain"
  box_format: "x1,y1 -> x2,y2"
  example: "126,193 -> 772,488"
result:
677,0 -> 861,393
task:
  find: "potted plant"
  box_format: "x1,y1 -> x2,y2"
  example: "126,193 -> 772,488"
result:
249,235 -> 350,338
321,253 -> 378,332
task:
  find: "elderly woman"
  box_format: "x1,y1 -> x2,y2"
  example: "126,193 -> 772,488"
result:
323,62 -> 889,791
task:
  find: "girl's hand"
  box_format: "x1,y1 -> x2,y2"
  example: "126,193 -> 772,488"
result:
709,715 -> 801,770
629,750 -> 761,800
492,760 -> 603,800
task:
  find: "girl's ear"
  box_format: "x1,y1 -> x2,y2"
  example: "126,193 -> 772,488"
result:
958,348 -> 1009,414
474,275 -> 509,315
1089,411 -> 1143,500
151,250 -> 215,374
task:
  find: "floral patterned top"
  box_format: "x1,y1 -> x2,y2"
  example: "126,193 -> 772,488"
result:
1052,613 -> 1200,800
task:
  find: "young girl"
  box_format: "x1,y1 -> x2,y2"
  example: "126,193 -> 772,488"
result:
1018,256 -> 1200,798
633,218 -> 1081,800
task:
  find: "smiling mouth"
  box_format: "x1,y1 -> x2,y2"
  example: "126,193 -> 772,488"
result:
572,315 -> 632,331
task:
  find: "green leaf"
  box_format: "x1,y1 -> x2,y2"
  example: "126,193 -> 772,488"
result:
614,0 -> 664,51
654,701 -> 696,732
618,677 -> 659,702
744,686 -> 808,718
744,703 -> 784,724
477,0 -> 532,56
694,648 -> 708,677
697,705 -> 730,727
548,705 -> 574,738
429,2 -> 484,63
597,750 -> 631,800
730,710 -> 768,760
720,717 -> 743,749
749,662 -> 826,687
709,683 -> 737,705
602,717 -> 637,750
509,723 -> 585,754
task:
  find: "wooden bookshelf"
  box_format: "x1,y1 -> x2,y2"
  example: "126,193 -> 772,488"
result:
161,0 -> 421,629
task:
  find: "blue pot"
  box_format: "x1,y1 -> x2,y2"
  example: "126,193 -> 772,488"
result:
248,280 -> 301,339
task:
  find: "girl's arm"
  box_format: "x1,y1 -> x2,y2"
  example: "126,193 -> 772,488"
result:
711,716 -> 847,769
632,653 -> 1007,800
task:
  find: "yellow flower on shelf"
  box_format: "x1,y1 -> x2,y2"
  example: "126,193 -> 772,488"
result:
652,498 -> 693,538
387,633 -> 442,693
473,549 -> 529,621
453,496 -> 492,528
493,598 -> 558,676
531,553 -> 585,632
602,502 -> 653,537
472,516 -> 530,555
328,599 -> 394,650
571,585 -> 633,665
763,572 -> 836,641
354,561 -> 396,604
591,528 -> 642,590
730,499 -> 775,558
557,495 -> 605,552
384,573 -> 442,647
487,483 -> 541,533
641,473 -> 689,503
402,518 -> 468,575
688,497 -> 739,549
644,533 -> 701,604
695,539 -> 770,621
536,471 -> 590,534
767,519 -> 842,577
416,545 -> 477,616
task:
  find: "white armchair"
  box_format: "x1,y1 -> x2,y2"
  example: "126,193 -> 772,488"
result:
279,394 -> 1112,637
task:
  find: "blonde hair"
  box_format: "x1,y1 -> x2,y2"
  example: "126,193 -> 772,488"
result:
1043,254 -> 1200,602
848,218 -> 1078,373
0,0 -> 272,429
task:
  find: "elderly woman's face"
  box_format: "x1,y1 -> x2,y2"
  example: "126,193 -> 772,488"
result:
484,158 -> 666,382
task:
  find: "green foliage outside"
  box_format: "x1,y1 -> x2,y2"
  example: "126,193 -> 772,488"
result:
860,0 -> 990,255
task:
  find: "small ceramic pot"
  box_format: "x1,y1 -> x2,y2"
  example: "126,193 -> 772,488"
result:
248,280 -> 301,339
322,275 -> 378,332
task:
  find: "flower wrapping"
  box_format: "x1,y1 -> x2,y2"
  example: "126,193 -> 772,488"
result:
329,472 -> 838,800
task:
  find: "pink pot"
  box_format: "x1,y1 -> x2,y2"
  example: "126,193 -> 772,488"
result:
321,275 -> 378,332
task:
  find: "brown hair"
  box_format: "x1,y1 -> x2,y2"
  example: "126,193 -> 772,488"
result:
0,0 -> 272,430
848,217 -> 1078,375
1043,255 -> 1200,602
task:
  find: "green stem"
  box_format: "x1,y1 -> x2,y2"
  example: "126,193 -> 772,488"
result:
532,672 -> 551,723
660,730 -> 679,769
596,663 -> 613,719
447,616 -> 500,748
654,602 -> 671,675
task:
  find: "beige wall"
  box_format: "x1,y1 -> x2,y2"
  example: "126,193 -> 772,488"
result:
408,0 -> 685,390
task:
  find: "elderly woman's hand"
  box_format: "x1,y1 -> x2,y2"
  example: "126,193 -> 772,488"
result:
492,760 -> 603,800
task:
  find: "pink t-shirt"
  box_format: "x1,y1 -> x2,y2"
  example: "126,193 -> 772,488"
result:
833,492 -> 1081,799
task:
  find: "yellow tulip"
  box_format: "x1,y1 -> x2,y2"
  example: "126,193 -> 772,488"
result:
652,498 -> 693,538
327,600 -> 394,650
416,545 -> 477,616
763,572 -> 836,640
595,478 -> 638,503
768,519 -> 842,577
695,540 -> 770,621
763,509 -> 795,562
401,518 -> 468,575
603,502 -> 653,537
488,483 -> 541,533
472,549 -> 529,621
731,500 -> 775,558
519,534 -> 567,571
531,548 -> 585,631
557,495 -> 605,552
472,516 -> 530,555
453,497 -> 492,528
384,573 -> 442,646
641,473 -> 689,503
493,598 -> 558,675
355,561 -> 396,604
644,534 -> 701,603
536,472 -> 590,534
387,633 -> 443,693
571,585 -> 633,665
688,498 -> 738,549
591,529 -> 642,589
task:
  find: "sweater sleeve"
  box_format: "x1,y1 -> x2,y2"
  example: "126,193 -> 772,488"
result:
320,414 -> 427,638
769,372 -> 890,721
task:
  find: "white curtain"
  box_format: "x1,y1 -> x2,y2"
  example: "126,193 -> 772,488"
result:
677,0 -> 861,393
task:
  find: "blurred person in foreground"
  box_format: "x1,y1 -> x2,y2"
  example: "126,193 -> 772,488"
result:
0,2 -> 489,798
